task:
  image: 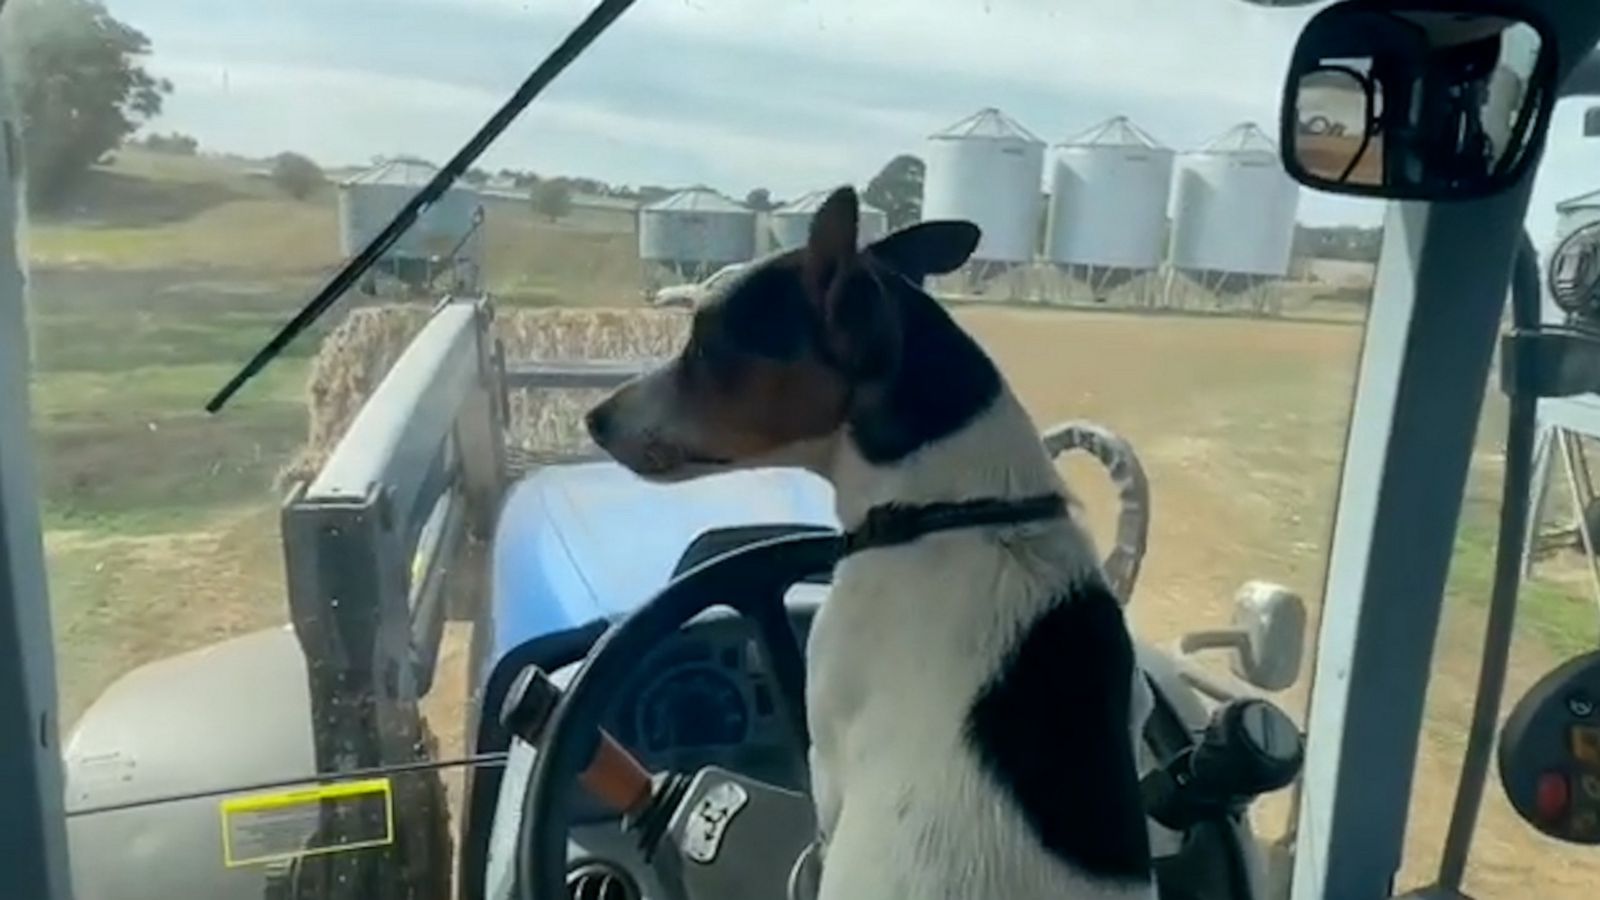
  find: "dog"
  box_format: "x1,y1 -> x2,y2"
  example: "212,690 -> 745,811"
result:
586,186 -> 1156,900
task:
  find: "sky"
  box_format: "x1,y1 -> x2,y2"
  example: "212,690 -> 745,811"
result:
69,0 -> 1600,241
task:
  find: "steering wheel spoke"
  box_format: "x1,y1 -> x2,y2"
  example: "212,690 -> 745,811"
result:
736,589 -> 812,787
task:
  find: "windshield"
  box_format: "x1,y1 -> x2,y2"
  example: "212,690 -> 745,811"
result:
0,1 -> 1580,899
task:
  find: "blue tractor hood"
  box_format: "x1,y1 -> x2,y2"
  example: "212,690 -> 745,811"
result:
485,462 -> 837,668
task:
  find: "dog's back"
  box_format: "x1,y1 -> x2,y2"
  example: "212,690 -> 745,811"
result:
806,406 -> 1157,900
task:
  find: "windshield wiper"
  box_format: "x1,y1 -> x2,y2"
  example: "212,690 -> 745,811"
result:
205,0 -> 639,413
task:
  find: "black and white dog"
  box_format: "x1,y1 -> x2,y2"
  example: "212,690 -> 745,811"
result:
587,187 -> 1156,900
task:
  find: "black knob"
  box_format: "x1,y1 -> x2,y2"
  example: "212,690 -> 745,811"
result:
1190,698 -> 1304,797
1143,698 -> 1304,830
500,665 -> 561,744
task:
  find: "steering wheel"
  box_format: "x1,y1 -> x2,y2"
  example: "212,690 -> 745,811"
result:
517,532 -> 839,900
516,423 -> 1151,900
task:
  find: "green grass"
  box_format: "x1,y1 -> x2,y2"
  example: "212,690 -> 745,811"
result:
1450,492 -> 1598,662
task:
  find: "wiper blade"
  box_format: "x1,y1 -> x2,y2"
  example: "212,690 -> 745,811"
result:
205,0 -> 639,413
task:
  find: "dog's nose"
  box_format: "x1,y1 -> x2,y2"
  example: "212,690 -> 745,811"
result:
585,404 -> 614,445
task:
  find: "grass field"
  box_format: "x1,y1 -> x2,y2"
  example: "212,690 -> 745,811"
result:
24,148 -> 1600,897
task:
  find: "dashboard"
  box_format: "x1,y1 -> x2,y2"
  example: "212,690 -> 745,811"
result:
596,605 -> 816,812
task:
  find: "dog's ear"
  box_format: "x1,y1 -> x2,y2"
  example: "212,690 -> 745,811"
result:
804,186 -> 898,380
866,220 -> 981,280
804,185 -> 859,296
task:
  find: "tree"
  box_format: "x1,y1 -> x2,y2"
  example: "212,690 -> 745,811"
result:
864,154 -> 925,230
139,131 -> 197,155
463,167 -> 490,187
1,0 -> 172,210
532,179 -> 573,222
636,185 -> 673,204
270,152 -> 325,200
744,187 -> 775,211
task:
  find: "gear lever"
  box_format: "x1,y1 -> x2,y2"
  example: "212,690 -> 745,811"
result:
1142,697 -> 1305,831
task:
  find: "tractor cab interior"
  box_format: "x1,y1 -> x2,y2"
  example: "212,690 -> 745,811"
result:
7,2 -> 1600,900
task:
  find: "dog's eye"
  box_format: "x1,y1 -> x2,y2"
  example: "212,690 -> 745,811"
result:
681,335 -> 740,388
677,339 -> 710,382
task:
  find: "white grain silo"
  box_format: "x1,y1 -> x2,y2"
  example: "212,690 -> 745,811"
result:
638,187 -> 756,278
1045,117 -> 1173,292
922,107 -> 1046,267
338,158 -> 485,290
1168,123 -> 1300,300
769,189 -> 890,252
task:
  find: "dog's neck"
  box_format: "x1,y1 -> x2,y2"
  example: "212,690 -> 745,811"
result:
829,390 -> 1066,529
822,284 -> 1066,530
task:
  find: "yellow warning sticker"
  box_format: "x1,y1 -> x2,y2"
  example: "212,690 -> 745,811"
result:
219,778 -> 394,868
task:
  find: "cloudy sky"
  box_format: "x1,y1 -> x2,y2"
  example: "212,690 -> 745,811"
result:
95,0 -> 1600,240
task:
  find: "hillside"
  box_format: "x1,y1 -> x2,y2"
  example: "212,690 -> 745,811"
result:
26,148 -> 644,305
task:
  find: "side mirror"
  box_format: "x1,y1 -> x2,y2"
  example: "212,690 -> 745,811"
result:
1226,581 -> 1307,691
1280,0 -> 1556,200
1179,581 -> 1307,692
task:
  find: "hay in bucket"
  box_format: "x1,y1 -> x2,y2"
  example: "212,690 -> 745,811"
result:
284,303 -> 689,486
498,307 -> 688,466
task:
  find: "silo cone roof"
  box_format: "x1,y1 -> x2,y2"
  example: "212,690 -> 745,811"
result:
1192,122 -> 1280,155
931,107 -> 1045,145
1058,115 -> 1167,149
341,157 -> 443,187
645,187 -> 748,213
776,188 -> 888,217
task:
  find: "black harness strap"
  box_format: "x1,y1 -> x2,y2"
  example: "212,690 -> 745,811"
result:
839,493 -> 1068,559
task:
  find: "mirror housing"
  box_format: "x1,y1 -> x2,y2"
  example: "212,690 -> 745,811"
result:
1280,0 -> 1556,201
1178,581 -> 1307,693
1227,581 -> 1307,691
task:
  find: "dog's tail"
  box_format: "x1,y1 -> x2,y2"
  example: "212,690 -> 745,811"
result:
1042,421 -> 1150,604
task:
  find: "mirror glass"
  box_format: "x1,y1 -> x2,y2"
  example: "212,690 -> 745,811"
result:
1294,62 -> 1383,187
1282,5 -> 1552,199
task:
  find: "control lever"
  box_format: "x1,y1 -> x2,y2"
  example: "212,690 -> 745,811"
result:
1142,698 -> 1304,831
499,664 -> 708,863
499,664 -> 657,818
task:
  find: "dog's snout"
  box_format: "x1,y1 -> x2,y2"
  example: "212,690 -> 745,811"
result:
585,403 -> 615,446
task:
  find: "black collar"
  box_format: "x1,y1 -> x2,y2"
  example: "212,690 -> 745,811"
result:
839,493 -> 1068,559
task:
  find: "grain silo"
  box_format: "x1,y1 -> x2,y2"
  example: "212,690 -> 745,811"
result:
769,189 -> 890,252
922,107 -> 1046,267
338,157 -> 485,290
1168,123 -> 1299,296
1045,117 -> 1173,291
638,187 -> 756,278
